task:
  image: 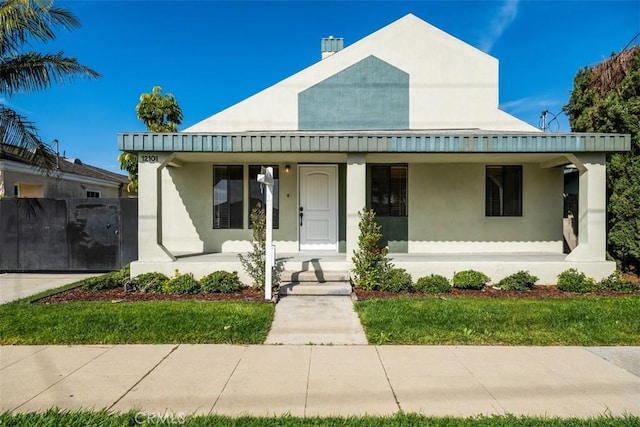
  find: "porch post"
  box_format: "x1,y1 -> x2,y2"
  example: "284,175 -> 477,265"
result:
565,153 -> 607,261
138,154 -> 175,262
346,154 -> 367,259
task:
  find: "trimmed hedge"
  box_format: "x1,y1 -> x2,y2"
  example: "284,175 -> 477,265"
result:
82,266 -> 130,291
162,272 -> 201,295
380,268 -> 413,293
497,271 -> 539,291
452,270 -> 490,290
132,272 -> 168,293
557,269 -> 595,293
415,274 -> 451,294
200,271 -> 244,294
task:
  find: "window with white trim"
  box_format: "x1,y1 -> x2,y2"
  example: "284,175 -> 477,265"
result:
86,190 -> 101,198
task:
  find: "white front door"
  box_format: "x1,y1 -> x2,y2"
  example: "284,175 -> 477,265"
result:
299,165 -> 338,251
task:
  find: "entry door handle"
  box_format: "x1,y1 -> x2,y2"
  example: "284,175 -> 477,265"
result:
299,207 -> 304,226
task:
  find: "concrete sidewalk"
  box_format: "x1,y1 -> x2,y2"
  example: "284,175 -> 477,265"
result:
1,345 -> 638,417
0,273 -> 98,304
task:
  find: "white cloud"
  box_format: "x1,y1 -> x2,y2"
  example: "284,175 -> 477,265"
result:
500,95 -> 562,114
479,0 -> 519,53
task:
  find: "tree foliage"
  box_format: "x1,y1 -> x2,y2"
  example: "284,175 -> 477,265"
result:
0,0 -> 100,171
563,46 -> 640,271
135,86 -> 183,133
118,86 -> 183,192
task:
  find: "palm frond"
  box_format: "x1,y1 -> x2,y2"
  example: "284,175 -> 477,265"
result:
0,105 -> 56,172
0,51 -> 100,96
0,0 -> 80,56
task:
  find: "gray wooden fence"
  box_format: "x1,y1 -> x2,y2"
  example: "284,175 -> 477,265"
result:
0,198 -> 137,271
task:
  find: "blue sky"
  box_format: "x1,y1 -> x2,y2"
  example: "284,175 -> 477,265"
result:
4,0 -> 639,173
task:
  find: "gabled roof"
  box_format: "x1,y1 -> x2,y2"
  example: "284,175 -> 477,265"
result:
186,14 -> 538,133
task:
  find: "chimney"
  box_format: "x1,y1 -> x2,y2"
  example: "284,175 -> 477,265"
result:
321,36 -> 343,59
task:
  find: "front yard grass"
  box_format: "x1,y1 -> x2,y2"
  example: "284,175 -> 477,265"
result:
355,296 -> 640,345
1,410 -> 638,427
0,298 -> 274,345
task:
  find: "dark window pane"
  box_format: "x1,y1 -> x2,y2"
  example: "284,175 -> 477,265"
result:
389,166 -> 407,216
503,166 -> 522,216
371,166 -> 390,216
370,165 -> 407,217
485,166 -> 522,217
213,165 -> 244,229
248,165 -> 279,228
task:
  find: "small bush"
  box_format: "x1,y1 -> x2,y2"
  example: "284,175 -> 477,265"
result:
162,272 -> 200,294
415,274 -> 451,294
200,271 -> 243,293
379,268 -> 413,293
82,265 -> 130,291
452,270 -> 490,290
497,271 -> 539,291
557,269 -> 595,293
598,272 -> 639,293
351,209 -> 393,291
132,272 -> 168,293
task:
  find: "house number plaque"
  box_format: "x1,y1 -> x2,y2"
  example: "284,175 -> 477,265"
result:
139,155 -> 159,162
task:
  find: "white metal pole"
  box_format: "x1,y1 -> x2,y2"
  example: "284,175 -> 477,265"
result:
264,168 -> 274,301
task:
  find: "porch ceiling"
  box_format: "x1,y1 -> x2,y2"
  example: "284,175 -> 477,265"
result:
118,131 -> 630,154
163,151 -> 570,165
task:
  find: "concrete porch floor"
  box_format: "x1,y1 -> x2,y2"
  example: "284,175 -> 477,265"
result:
131,251 -> 615,285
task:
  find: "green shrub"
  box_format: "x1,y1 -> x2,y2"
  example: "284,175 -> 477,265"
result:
598,272 -> 639,292
162,272 -> 200,294
239,205 -> 284,291
379,268 -> 413,293
132,272 -> 168,293
497,271 -> 539,291
82,265 -> 130,291
351,209 -> 393,291
557,268 -> 595,293
200,271 -> 243,293
415,274 -> 451,294
452,270 -> 490,290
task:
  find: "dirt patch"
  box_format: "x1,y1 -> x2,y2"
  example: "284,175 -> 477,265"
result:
354,285 -> 640,301
35,286 -> 268,304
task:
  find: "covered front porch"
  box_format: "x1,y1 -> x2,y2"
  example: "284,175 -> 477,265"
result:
130,250 -> 612,285
120,131 -> 630,285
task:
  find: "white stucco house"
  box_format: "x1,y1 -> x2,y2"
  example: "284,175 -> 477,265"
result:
119,14 -> 630,284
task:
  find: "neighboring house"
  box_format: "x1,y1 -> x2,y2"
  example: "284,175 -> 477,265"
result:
119,14 -> 630,283
0,145 -> 133,198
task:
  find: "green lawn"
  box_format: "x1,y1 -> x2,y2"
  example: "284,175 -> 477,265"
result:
355,296 -> 640,345
1,410 -> 638,427
0,298 -> 274,345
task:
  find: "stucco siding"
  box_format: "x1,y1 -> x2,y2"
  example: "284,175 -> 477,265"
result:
160,161 -> 300,255
408,163 -> 563,252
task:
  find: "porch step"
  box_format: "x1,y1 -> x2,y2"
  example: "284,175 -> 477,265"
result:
280,270 -> 351,283
279,281 -> 352,296
279,270 -> 352,296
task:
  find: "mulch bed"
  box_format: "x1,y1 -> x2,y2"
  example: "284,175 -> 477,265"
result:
35,284 -> 640,305
354,285 -> 640,301
35,287 -> 268,304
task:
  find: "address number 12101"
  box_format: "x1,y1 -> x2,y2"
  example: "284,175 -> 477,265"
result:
140,155 -> 159,162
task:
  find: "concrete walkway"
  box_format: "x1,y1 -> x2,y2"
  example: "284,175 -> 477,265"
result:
266,296 -> 368,345
0,273 -> 98,304
1,345 -> 639,417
